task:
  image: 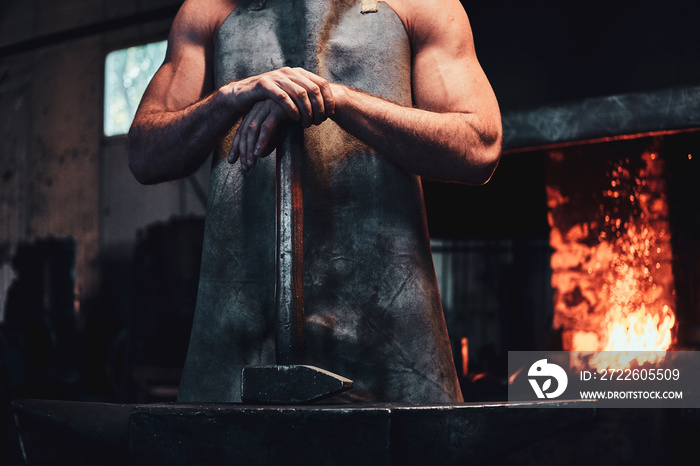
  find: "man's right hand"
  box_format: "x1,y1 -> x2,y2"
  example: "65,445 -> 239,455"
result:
228,99 -> 287,171
224,67 -> 335,130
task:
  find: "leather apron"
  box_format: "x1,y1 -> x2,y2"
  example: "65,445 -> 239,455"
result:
178,0 -> 463,403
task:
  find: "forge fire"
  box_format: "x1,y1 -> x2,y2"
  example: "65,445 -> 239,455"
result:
546,140 -> 677,368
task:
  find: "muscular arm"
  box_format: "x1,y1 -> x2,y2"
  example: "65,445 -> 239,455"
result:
329,85 -> 500,184
331,0 -> 502,184
127,0 -> 226,184
128,0 -> 334,184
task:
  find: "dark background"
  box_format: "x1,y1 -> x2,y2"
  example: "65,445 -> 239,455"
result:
469,0 -> 700,111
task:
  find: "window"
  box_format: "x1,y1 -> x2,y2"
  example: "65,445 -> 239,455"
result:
104,40 -> 167,136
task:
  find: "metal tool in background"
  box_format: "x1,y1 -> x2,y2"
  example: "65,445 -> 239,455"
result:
240,124 -> 352,404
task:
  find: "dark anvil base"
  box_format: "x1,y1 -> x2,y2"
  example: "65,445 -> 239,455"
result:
11,399 -> 596,465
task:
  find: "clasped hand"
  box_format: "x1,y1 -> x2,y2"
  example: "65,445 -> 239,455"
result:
227,67 -> 335,171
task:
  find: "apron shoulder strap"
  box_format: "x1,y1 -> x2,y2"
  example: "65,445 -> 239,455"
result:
361,0 -> 378,13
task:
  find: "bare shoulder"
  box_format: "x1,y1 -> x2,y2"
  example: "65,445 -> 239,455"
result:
382,0 -> 474,51
170,0 -> 240,46
138,0 -> 241,112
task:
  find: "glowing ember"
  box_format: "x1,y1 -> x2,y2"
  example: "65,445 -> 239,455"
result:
547,144 -> 676,370
461,337 -> 469,377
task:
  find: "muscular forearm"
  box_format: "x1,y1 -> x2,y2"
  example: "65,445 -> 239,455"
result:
128,87 -> 240,185
129,67 -> 334,184
329,84 -> 502,185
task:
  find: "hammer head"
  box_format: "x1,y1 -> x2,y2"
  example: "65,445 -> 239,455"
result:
241,365 -> 353,404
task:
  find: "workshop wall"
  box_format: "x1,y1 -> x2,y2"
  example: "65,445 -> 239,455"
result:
0,0 -> 192,321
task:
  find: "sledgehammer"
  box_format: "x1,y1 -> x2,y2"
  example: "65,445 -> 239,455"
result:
240,125 -> 352,404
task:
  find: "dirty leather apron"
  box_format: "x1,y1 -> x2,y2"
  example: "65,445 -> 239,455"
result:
178,0 -> 463,403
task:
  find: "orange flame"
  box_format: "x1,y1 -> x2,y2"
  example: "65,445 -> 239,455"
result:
549,149 -> 676,370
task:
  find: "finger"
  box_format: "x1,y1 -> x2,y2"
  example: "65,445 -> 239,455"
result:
229,130 -> 240,165
230,101 -> 263,166
244,104 -> 266,170
278,80 -> 313,128
269,87 -> 300,122
281,73 -> 325,126
294,76 -> 325,126
229,117 -> 245,164
238,116 -> 250,171
249,77 -> 300,122
239,113 -> 255,171
242,102 -> 271,171
293,68 -> 334,118
232,110 -> 254,170
254,110 -> 279,160
272,69 -> 315,127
